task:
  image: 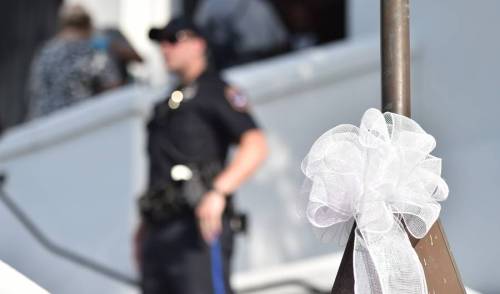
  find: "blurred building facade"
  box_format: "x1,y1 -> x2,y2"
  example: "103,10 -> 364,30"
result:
0,0 -> 347,130
0,0 -> 62,128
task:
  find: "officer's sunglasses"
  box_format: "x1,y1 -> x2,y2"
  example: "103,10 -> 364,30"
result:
163,30 -> 198,44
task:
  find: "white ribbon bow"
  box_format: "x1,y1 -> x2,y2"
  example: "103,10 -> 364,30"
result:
301,108 -> 449,294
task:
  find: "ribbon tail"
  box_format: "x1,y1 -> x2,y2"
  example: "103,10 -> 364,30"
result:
354,220 -> 428,294
354,228 -> 384,293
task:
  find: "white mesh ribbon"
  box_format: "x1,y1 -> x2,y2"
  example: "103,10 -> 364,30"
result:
301,108 -> 449,294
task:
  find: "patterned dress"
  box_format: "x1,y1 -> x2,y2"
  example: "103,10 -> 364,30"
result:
28,37 -> 121,119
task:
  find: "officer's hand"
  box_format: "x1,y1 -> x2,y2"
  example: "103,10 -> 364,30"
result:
196,191 -> 226,244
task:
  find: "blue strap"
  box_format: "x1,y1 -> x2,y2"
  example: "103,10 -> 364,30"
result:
210,238 -> 226,294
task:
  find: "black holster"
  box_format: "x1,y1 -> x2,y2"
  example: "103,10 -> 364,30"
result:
139,161 -> 221,224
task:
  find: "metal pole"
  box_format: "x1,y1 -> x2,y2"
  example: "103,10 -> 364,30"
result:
380,2 -> 466,293
332,1 -> 411,292
381,0 -> 411,116
333,1 -> 464,293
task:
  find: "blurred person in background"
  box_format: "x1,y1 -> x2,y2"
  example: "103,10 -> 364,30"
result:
28,4 -> 121,119
194,0 -> 289,69
134,17 -> 267,294
92,28 -> 143,84
276,0 -> 318,50
269,0 -> 347,49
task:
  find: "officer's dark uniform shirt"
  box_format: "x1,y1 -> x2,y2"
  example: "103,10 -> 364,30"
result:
143,69 -> 255,294
147,69 -> 257,191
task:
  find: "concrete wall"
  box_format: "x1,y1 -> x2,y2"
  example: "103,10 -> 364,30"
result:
226,38 -> 386,270
0,86 -> 153,294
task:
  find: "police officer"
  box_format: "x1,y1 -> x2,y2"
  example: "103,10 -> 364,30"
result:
134,17 -> 268,294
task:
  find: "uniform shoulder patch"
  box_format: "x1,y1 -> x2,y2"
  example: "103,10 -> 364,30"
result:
224,86 -> 250,112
